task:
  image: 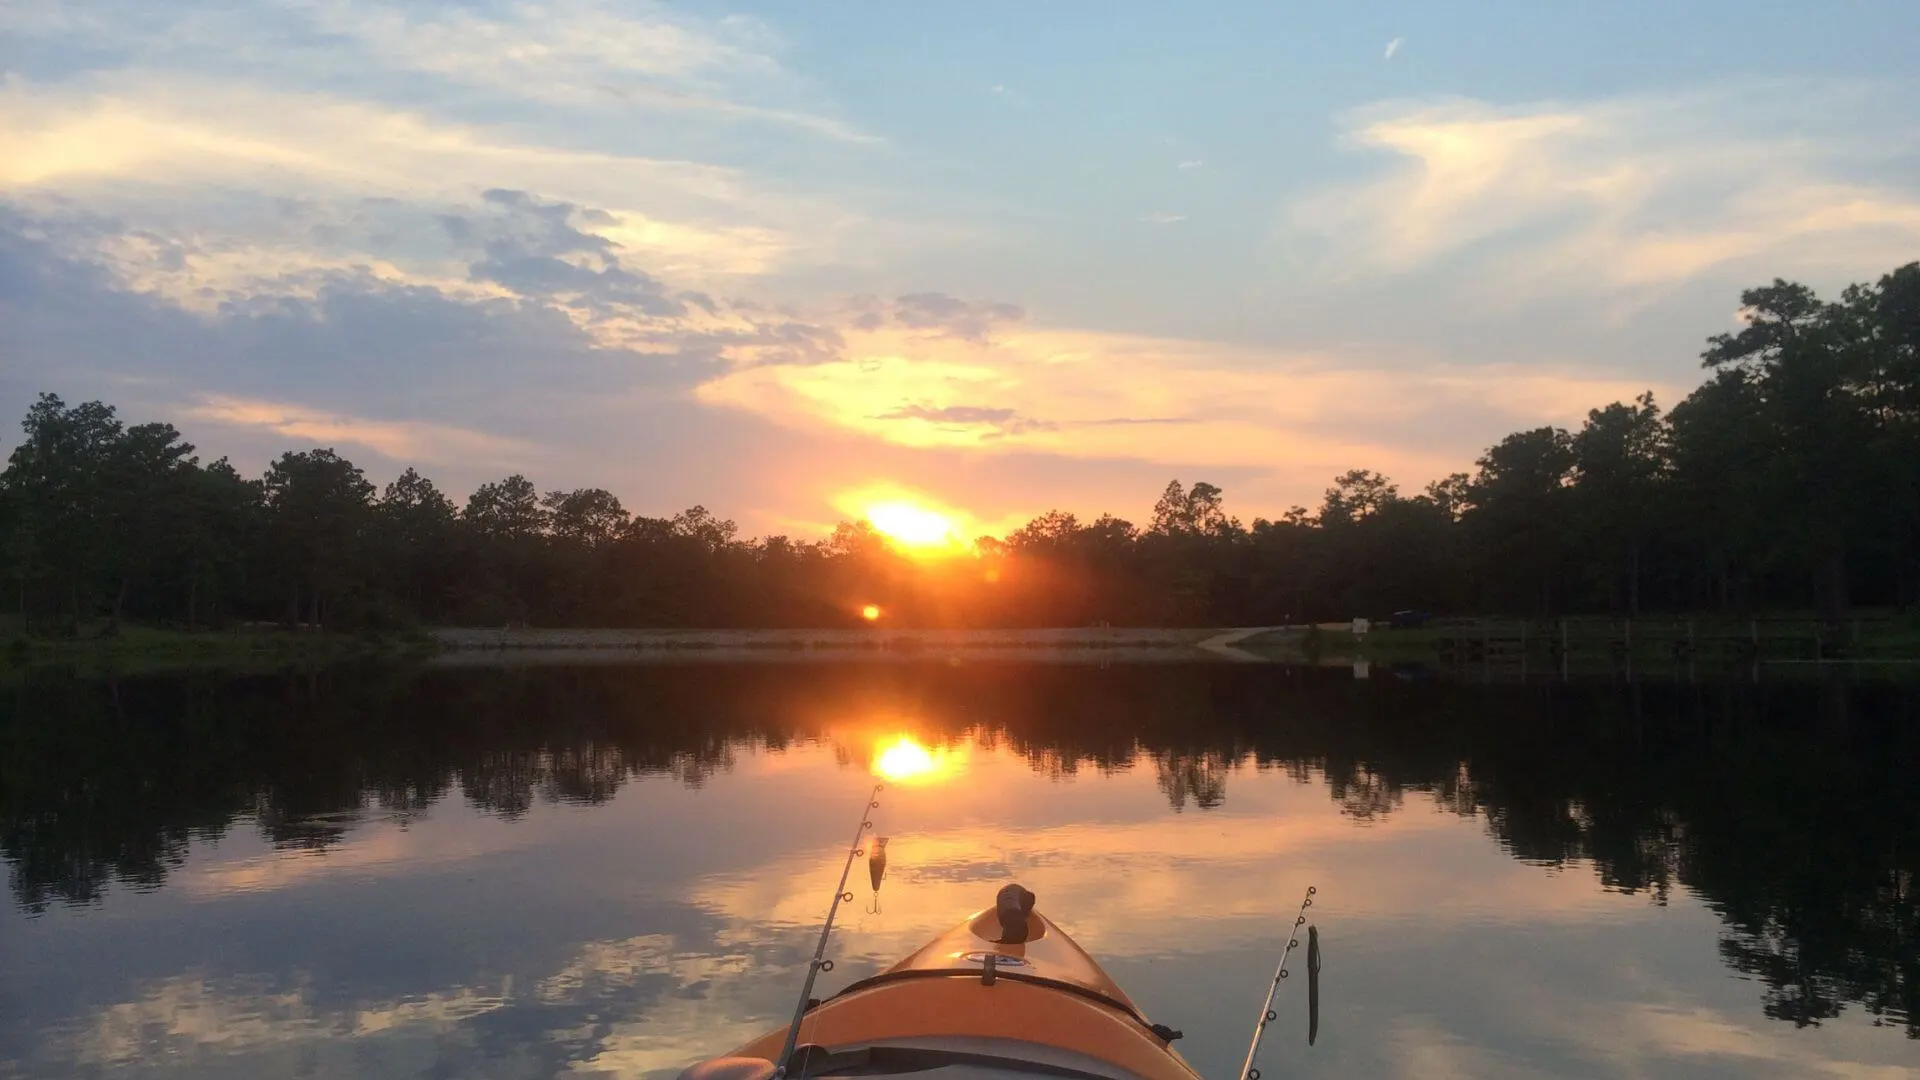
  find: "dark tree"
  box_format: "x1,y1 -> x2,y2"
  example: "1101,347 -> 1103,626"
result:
261,449 -> 375,628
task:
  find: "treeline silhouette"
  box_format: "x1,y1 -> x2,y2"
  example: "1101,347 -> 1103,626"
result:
3,264 -> 1918,630
1,663 -> 1912,1035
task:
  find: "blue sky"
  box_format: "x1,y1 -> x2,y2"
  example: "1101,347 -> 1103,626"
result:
4,1 -> 1918,537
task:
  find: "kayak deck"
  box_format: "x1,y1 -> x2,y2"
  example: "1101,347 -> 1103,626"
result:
703,889 -> 1201,1080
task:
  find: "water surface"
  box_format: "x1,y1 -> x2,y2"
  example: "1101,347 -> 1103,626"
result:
1,663 -> 1915,1079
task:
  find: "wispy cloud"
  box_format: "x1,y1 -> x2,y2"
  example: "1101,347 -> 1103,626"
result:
1178,160 -> 1205,170
184,394 -> 541,467
1140,211 -> 1188,225
695,321 -> 1680,490
989,84 -> 1031,108
594,83 -> 877,143
1384,37 -> 1403,60
287,0 -> 778,92
872,403 -> 1056,436
1290,83 -> 1920,291
0,75 -> 745,205
2,0 -> 874,143
297,0 -> 876,142
0,74 -> 890,286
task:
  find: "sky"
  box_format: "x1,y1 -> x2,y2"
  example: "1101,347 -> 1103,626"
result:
3,1 -> 1918,540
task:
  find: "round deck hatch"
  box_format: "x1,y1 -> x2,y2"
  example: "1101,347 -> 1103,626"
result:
958,951 -> 1030,966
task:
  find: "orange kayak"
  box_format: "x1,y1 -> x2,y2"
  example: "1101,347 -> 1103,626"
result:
681,886 -> 1202,1080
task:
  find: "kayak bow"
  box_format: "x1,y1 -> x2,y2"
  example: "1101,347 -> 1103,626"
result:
681,884 -> 1201,1080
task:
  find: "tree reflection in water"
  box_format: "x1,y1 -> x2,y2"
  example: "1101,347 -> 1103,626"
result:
0,662 -> 1913,1037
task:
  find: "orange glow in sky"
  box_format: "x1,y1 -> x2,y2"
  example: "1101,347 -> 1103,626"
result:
871,734 -> 966,785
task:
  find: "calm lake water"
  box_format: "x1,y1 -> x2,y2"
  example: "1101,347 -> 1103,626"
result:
1,661 -> 1916,1079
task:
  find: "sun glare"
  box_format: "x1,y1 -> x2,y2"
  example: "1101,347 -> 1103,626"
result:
865,500 -> 967,553
832,483 -> 980,557
861,604 -> 882,621
871,734 -> 965,785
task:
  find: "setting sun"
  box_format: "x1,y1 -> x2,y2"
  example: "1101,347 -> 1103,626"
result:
866,500 -> 964,550
832,483 -> 983,557
871,734 -> 966,785
861,604 -> 882,621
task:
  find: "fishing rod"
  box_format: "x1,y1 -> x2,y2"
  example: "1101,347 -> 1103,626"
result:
773,782 -> 883,1079
1237,885 -> 1316,1080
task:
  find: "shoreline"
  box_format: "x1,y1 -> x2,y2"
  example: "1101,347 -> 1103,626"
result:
431,625 -> 1224,649
8,616 -> 1913,675
426,619 -> 1920,668
426,626 -> 1262,664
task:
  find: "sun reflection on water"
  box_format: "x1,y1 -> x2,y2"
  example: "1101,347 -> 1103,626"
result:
871,734 -> 966,785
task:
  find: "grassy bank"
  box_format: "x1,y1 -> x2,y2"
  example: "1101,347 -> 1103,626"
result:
2,621 -> 435,676
1238,613 -> 1920,664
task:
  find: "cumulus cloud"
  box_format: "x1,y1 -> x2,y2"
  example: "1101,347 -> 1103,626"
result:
0,195 -> 872,409
0,206 -> 725,464
0,205 -> 881,527
460,188 -> 688,318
